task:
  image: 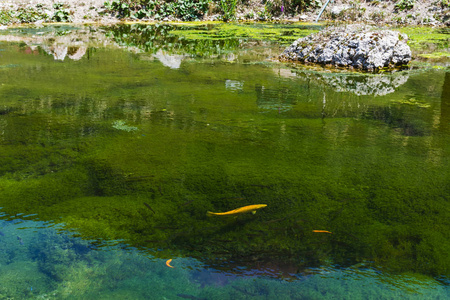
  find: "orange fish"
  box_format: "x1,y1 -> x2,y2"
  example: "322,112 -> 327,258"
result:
313,230 -> 332,234
207,204 -> 267,216
166,259 -> 174,268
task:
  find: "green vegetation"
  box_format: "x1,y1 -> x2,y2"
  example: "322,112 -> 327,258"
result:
112,120 -> 139,131
219,0 -> 237,21
395,0 -> 415,11
52,3 -> 72,22
104,0 -> 133,18
0,3 -> 75,25
397,27 -> 450,58
418,52 -> 450,59
101,0 -> 322,21
104,0 -> 210,21
390,97 -> 431,108
369,10 -> 385,22
167,22 -> 320,43
264,0 -> 322,16
0,5 -> 48,25
0,10 -> 14,25
441,0 -> 450,7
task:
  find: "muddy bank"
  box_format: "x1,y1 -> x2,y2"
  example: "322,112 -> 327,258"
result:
0,0 -> 449,26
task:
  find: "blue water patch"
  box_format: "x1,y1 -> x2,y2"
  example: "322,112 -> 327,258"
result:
0,219 -> 448,299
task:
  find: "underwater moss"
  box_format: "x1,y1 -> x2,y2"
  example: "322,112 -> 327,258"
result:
112,120 -> 139,132
418,52 -> 450,59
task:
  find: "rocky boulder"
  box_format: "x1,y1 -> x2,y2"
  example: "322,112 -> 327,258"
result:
280,25 -> 411,71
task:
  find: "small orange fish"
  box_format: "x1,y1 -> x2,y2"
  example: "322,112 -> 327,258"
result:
207,204 -> 267,216
166,259 -> 174,268
313,230 -> 332,234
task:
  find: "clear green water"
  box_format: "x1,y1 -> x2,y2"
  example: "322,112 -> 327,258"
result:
0,23 -> 449,299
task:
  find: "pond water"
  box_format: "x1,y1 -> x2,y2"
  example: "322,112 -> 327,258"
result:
0,23 -> 449,299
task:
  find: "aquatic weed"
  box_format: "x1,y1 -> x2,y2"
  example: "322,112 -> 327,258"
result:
112,120 -> 139,132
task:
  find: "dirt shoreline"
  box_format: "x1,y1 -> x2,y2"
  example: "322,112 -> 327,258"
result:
0,0 -> 449,27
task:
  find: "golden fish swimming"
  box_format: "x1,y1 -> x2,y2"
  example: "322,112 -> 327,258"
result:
312,230 -> 332,234
165,259 -> 174,268
207,204 -> 267,216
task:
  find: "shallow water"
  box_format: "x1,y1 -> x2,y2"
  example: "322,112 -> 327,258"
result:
0,23 -> 449,299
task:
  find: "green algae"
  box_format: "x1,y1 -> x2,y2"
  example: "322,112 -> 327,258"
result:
168,22 -> 321,44
390,97 -> 431,108
418,51 -> 450,59
397,27 -> 450,61
112,120 -> 139,132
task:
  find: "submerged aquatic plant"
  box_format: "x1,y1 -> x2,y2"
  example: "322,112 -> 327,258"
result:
391,97 -> 431,108
112,120 -> 139,132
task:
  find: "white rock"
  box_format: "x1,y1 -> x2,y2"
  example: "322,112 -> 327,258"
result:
280,25 -> 411,71
299,14 -> 308,21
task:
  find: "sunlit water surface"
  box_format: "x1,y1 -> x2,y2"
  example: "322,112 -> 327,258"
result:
0,24 -> 449,299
